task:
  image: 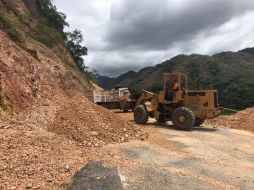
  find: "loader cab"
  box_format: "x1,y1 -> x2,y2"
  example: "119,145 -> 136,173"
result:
160,72 -> 188,102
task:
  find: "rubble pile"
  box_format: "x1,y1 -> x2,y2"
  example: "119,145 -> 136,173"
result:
0,17 -> 144,189
49,95 -> 144,147
206,108 -> 254,133
0,93 -> 144,189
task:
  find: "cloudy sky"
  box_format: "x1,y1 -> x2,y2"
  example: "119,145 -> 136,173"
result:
54,0 -> 254,77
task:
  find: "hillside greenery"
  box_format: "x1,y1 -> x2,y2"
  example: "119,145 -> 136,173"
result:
36,0 -> 69,33
99,49 -> 254,110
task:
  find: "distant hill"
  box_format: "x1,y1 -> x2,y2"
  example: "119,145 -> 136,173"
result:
239,47 -> 254,56
99,71 -> 136,89
99,48 -> 254,109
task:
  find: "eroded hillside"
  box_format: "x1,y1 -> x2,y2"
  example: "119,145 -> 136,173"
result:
0,0 -> 94,115
0,1 -> 144,189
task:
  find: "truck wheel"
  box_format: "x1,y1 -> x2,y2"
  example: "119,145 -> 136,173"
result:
123,109 -> 129,113
156,114 -> 166,123
172,107 -> 195,130
134,105 -> 149,124
194,117 -> 205,127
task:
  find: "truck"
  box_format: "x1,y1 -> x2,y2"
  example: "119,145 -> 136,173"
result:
93,86 -> 136,112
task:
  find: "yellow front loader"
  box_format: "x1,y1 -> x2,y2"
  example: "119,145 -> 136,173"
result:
134,72 -> 221,130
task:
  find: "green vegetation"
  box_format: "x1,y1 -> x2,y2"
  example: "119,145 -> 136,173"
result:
35,0 -> 99,83
0,6 -> 24,43
36,0 -> 69,33
65,29 -> 99,84
33,0 -> 69,47
32,22 -> 65,47
100,48 -> 254,110
66,30 -> 88,71
0,0 -> 99,83
84,69 -> 100,84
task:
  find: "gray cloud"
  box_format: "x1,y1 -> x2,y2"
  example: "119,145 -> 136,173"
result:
54,0 -> 254,77
106,0 -> 254,50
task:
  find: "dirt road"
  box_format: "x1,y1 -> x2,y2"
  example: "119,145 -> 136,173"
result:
69,111 -> 254,190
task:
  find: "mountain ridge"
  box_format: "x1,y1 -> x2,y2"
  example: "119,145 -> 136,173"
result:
99,47 -> 254,109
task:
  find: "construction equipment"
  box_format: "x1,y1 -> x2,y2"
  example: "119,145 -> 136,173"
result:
93,86 -> 136,112
133,72 -> 221,130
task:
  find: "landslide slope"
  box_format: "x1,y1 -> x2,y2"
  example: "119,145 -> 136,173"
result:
100,48 -> 254,109
0,1 -> 143,189
0,0 -> 94,115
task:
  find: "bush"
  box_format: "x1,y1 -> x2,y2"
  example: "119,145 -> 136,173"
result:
33,33 -> 53,47
84,69 -> 99,84
36,0 -> 69,32
0,9 -> 24,43
6,28 -> 23,42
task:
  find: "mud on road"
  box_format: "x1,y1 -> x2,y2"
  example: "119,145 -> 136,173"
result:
69,111 -> 254,190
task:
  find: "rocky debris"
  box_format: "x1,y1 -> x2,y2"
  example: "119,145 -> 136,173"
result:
0,4 -> 144,189
206,108 -> 254,133
48,95 -> 144,146
0,93 -> 144,190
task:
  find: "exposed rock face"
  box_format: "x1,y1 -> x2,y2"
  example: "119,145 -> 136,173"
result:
0,0 -> 95,114
0,30 -> 93,114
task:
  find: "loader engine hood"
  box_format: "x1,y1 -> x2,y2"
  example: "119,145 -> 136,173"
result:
187,90 -> 219,109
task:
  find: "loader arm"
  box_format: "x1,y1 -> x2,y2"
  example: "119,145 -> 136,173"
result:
135,90 -> 157,106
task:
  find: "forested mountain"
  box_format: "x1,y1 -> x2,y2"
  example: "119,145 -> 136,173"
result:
99,48 -> 254,109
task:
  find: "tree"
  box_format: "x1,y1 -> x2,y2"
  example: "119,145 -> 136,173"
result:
36,0 -> 69,32
37,1 -> 99,83
66,29 -> 88,71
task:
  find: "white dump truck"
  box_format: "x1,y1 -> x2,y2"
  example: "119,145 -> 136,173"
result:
93,86 -> 136,112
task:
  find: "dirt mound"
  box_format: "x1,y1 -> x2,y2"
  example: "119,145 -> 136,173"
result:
0,93 -> 144,189
0,28 -> 143,189
206,108 -> 254,133
0,126 -> 86,189
50,95 -> 144,147
0,1 -> 145,189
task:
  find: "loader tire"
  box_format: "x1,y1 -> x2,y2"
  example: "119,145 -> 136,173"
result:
156,114 -> 166,123
134,105 -> 149,124
172,107 -> 195,130
194,117 -> 205,127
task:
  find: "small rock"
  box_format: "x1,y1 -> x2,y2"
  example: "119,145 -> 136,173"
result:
94,143 -> 100,147
90,131 -> 98,136
124,134 -> 129,138
123,128 -> 127,132
4,125 -> 10,129
64,165 -> 70,172
87,142 -> 92,147
96,176 -> 101,180
47,177 -> 53,183
26,183 -> 33,189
